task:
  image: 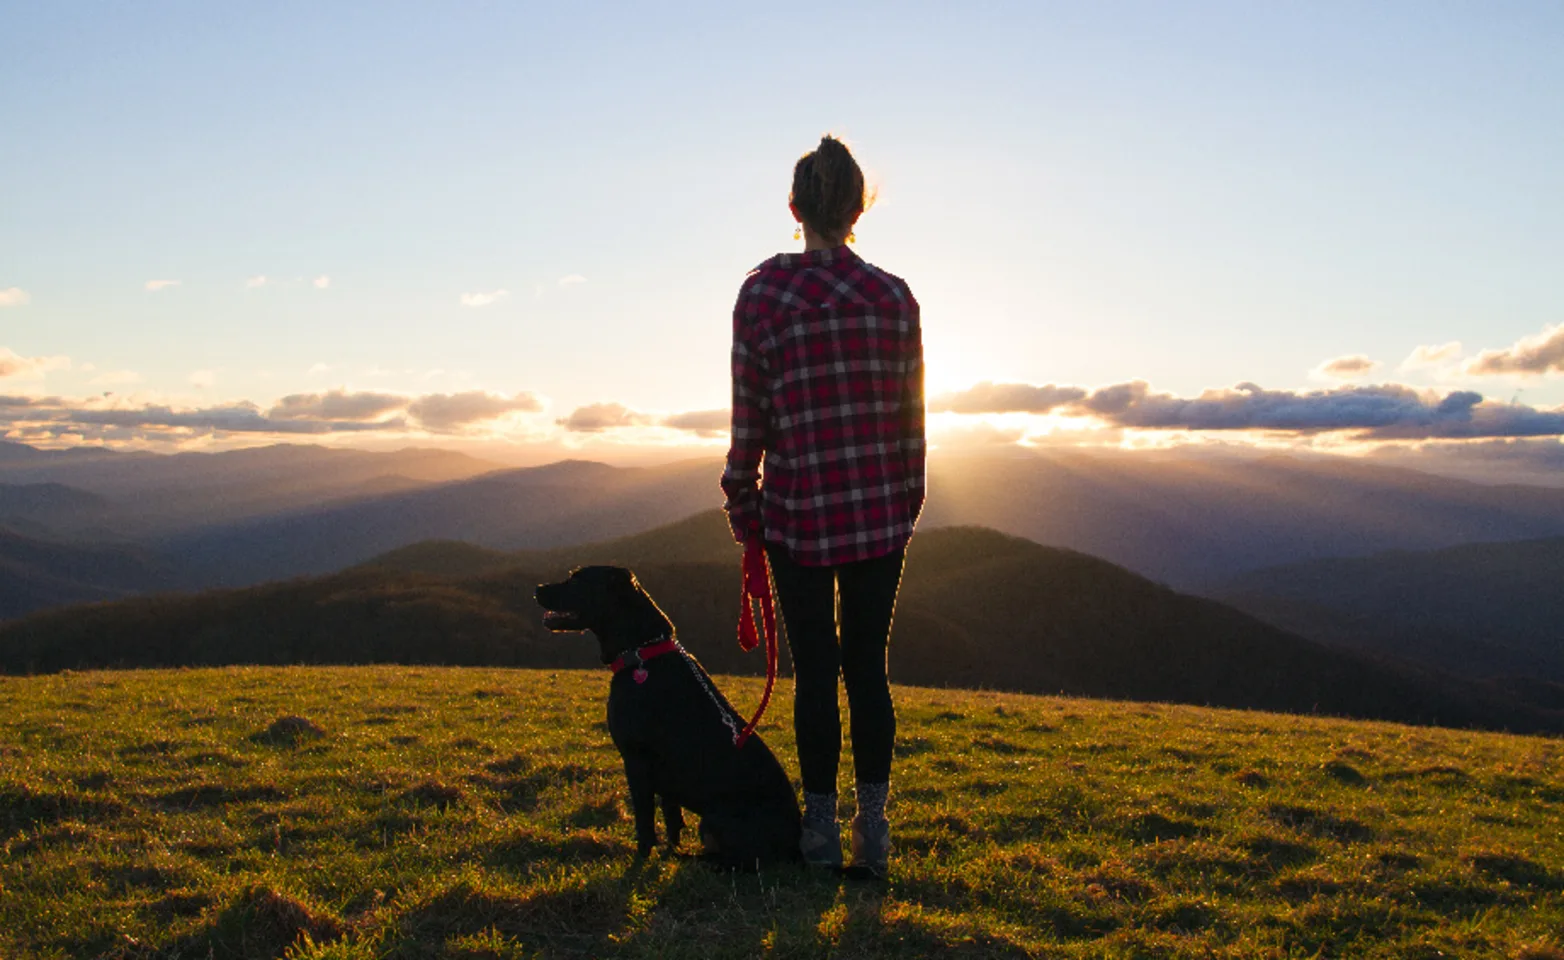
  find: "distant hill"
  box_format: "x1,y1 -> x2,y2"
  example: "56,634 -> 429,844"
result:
0,482 -> 112,538
360,509 -> 742,575
0,482 -> 107,513
0,440 -> 123,465
1211,536 -> 1564,683
923,451 -> 1564,589
5,521 -> 1559,734
0,529 -> 175,620
0,441 -> 503,536
160,458 -> 726,589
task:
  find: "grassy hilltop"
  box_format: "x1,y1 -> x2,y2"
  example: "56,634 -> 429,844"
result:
3,668 -> 1562,959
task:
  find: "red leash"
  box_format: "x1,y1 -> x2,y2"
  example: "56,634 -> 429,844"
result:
735,535 -> 777,748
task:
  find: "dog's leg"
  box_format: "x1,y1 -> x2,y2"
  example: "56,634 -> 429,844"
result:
660,795 -> 685,852
622,747 -> 658,857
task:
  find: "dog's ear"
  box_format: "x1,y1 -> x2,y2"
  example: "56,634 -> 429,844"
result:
609,567 -> 639,595
595,568 -> 641,618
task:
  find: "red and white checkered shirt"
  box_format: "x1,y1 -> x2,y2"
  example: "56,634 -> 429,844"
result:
721,245 -> 925,567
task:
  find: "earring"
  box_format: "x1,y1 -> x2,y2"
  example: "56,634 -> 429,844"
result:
847,231 -> 856,244
793,224 -> 802,241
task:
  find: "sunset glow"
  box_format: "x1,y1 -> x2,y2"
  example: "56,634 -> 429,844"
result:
1,4 -> 1561,482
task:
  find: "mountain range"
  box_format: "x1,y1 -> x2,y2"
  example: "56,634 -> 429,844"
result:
6,441 -> 1564,589
3,511 -> 1559,735
1,440 -> 1560,696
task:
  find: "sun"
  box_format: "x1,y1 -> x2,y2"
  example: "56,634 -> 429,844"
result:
921,330 -> 999,396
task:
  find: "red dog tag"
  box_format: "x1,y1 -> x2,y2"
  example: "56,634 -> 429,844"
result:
634,668 -> 649,684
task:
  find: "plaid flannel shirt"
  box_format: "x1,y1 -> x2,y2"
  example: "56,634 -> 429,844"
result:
721,245 -> 925,567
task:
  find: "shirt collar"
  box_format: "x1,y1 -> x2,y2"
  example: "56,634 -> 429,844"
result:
775,244 -> 858,269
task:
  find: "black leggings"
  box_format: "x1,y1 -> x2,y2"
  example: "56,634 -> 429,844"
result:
766,543 -> 906,794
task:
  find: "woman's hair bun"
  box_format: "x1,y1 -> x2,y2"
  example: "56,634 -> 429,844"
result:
791,134 -> 872,244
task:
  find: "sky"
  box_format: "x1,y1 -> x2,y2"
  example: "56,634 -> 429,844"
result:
3,2 -> 1563,470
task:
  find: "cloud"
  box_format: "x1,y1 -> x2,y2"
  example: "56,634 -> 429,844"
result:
0,395 -> 62,408
1077,381 -> 1147,417
307,362 -> 332,375
1402,341 -> 1463,369
313,275 -> 331,289
1314,354 -> 1381,380
2,386 -> 548,444
1077,380 -> 1564,439
0,287 -> 29,308
245,275 -> 267,289
553,404 -> 729,437
933,377 -> 1564,441
407,390 -> 543,431
189,370 -> 216,389
661,409 -> 729,437
1467,324 -> 1564,376
1363,398 -> 1564,440
268,390 -> 407,422
558,402 -> 658,433
145,280 -> 181,292
558,274 -> 586,287
929,381 -> 1087,414
62,402 -> 405,436
460,289 -> 509,308
1082,380 -> 1422,430
0,348 -> 70,379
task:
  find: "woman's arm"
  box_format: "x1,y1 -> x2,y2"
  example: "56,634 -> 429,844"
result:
721,288 -> 769,542
901,293 -> 926,527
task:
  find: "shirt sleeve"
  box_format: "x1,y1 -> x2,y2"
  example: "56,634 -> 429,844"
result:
901,291 -> 926,527
720,283 -> 769,542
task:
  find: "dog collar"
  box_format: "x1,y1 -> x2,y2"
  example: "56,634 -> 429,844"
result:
610,637 -> 679,684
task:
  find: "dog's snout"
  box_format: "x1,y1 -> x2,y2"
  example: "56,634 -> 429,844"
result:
534,583 -> 562,608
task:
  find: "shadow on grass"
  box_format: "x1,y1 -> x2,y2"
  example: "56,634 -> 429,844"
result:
1264,803 -> 1374,843
390,861 -> 664,957
124,884 -> 343,960
829,885 -> 1041,958
0,784 -> 125,840
484,826 -> 624,870
1467,852 -> 1562,890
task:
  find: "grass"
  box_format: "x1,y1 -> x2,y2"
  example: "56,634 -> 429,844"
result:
1,667 -> 1562,959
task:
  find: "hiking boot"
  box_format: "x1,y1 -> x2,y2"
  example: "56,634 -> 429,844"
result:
799,814 -> 843,868
845,816 -> 890,880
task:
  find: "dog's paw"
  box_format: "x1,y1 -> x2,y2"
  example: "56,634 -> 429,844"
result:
635,835 -> 657,858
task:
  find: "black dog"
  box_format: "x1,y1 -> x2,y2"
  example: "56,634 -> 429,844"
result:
535,565 -> 801,870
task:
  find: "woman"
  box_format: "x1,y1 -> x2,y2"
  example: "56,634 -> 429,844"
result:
721,134 -> 925,878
